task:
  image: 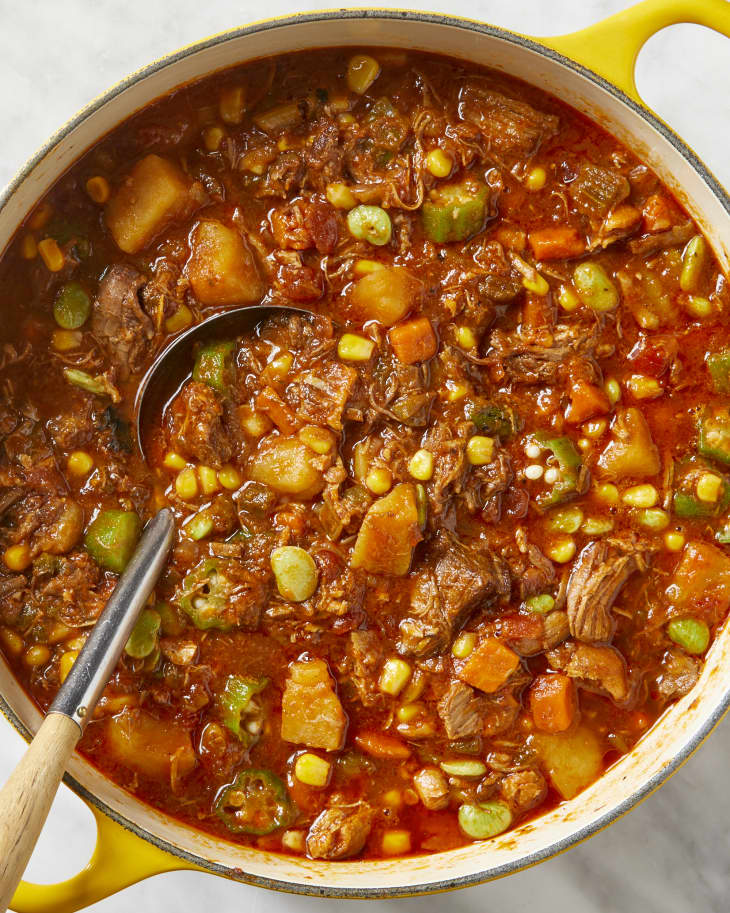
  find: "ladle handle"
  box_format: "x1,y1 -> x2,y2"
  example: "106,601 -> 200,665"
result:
0,509 -> 175,912
0,714 -> 81,911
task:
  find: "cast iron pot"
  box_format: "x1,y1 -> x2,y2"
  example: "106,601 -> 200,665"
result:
2,0 -> 730,908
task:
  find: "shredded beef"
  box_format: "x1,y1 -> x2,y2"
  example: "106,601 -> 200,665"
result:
92,265 -> 154,379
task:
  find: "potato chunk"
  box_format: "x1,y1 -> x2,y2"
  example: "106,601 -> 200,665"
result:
105,154 -> 195,253
249,437 -> 325,498
666,541 -> 730,617
350,483 -> 421,576
531,726 -> 603,799
349,267 -> 420,327
597,407 -> 660,480
186,220 -> 264,305
281,659 -> 347,750
105,708 -> 196,781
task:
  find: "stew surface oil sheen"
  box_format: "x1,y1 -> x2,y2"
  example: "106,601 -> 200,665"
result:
1,48 -> 729,860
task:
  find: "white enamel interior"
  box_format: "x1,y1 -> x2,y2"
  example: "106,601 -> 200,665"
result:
1,11 -> 730,897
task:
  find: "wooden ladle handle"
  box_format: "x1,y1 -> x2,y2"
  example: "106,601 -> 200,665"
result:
0,713 -> 81,911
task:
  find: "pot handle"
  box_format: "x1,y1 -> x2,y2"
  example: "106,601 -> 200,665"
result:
539,0 -> 730,106
9,803 -> 197,913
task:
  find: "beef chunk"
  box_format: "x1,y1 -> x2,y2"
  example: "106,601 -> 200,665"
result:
261,151 -> 304,198
567,538 -> 653,642
0,489 -> 84,558
306,804 -> 373,859
500,769 -> 547,815
489,323 -> 598,385
568,164 -> 630,217
286,361 -> 357,431
628,221 -> 695,257
514,544 -> 555,601
560,642 -> 629,703
437,680 -> 484,739
657,648 -> 700,700
413,767 -> 449,810
167,381 -> 233,468
33,552 -> 105,626
459,85 -> 559,162
399,532 -> 510,657
92,265 -> 154,379
370,355 -> 433,428
345,629 -> 385,707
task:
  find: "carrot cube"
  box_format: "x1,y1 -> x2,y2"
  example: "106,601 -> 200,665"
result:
457,638 -> 520,693
528,227 -> 585,261
529,673 -> 575,733
389,317 -> 438,365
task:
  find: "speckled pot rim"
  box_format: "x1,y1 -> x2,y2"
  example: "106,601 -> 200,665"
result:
1,8 -> 730,900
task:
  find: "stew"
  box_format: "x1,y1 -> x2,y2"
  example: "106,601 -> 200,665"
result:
0,46 -> 729,859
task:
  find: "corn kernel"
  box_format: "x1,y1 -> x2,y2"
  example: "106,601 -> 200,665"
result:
197,465 -> 220,495
65,635 -> 87,651
604,378 -> 621,405
522,272 -> 550,296
298,425 -> 334,454
425,149 -> 453,178
379,657 -> 412,696
338,112 -> 356,125
338,333 -> 375,361
294,752 -> 331,788
203,125 -> 226,152
595,483 -> 619,505
326,182 -> 357,210
396,701 -> 424,723
581,516 -> 614,535
239,406 -> 273,438
546,535 -> 576,564
175,467 -> 199,500
165,304 -> 193,334
219,86 -> 246,124
353,258 -> 385,276
664,530 -> 686,552
697,472 -> 723,503
578,438 -> 591,451
366,467 -> 392,495
445,382 -> 468,402
626,374 -> 662,400
581,418 -> 607,439
382,830 -> 411,856
47,622 -> 71,644
281,830 -> 306,853
347,54 -> 381,95
455,326 -> 477,349
52,328 -> 82,351
526,166 -> 547,191
267,353 -> 293,379
0,627 -> 24,657
4,544 -> 31,572
685,295 -> 713,319
452,631 -> 476,659
163,451 -> 187,471
466,436 -> 495,466
29,202 -> 52,230
622,484 -> 658,508
547,505 -> 583,534
59,650 -> 79,684
408,449 -> 434,481
218,466 -> 242,490
636,508 -> 670,530
38,238 -> 64,272
383,789 -> 404,808
67,451 -> 94,476
24,645 -> 50,668
400,672 -> 426,705
85,176 -> 111,204
20,234 -> 37,259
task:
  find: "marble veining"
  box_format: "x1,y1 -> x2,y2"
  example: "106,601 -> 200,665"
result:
1,1 -> 729,910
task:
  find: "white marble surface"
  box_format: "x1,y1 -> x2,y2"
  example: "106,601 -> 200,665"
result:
1,0 -> 730,910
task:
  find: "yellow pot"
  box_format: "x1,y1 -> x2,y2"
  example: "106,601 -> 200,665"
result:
3,0 -> 730,908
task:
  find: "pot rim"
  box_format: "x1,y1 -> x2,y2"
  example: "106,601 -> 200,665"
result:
2,7 -> 730,899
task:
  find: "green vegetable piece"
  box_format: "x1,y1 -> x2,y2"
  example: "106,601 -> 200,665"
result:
698,405 -> 730,465
219,674 -> 268,742
125,608 -> 161,659
524,594 -> 555,614
533,433 -> 584,507
672,457 -> 730,518
707,350 -> 730,394
54,282 -> 91,329
680,235 -> 708,293
193,340 -> 235,393
573,262 -> 619,312
440,759 -> 487,778
546,505 -> 583,534
84,509 -> 141,574
458,800 -> 513,840
155,601 -> 185,636
667,617 -> 710,655
346,205 -> 392,246
63,367 -> 112,397
215,769 -> 297,835
178,558 -> 237,631
673,491 -> 713,519
422,179 -> 488,243
469,404 -> 517,439
185,510 -> 214,541
415,482 -> 428,529
716,523 -> 730,545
